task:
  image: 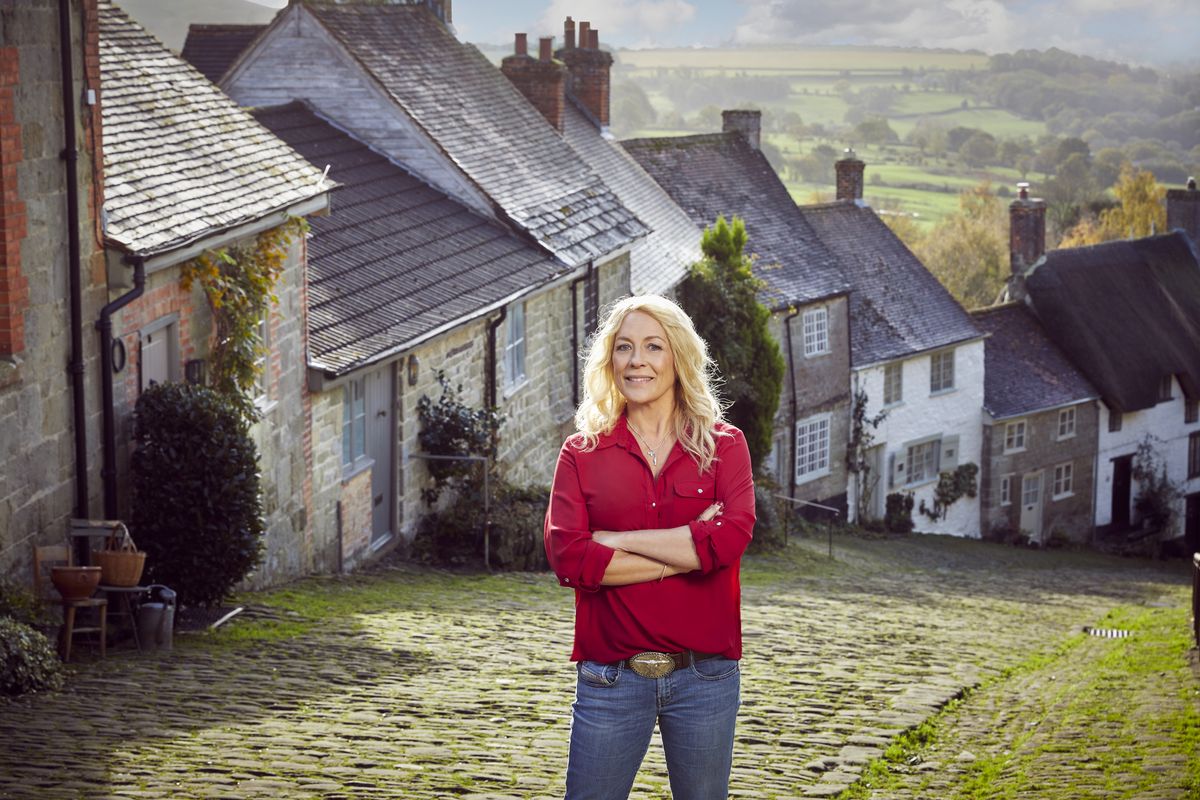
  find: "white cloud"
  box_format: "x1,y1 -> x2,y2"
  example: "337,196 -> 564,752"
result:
535,0 -> 697,45
729,0 -> 1200,63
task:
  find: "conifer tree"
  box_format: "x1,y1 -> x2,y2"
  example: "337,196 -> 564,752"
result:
678,216 -> 784,472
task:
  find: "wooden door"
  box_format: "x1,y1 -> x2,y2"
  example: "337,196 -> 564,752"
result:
1111,454 -> 1133,531
365,367 -> 393,545
1020,471 -> 1043,542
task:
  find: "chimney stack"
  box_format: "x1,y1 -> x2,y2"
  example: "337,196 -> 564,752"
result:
555,18 -> 612,127
1166,177 -> 1199,245
501,33 -> 567,131
835,148 -> 865,202
722,109 -> 761,151
1009,182 -> 1046,276
425,0 -> 452,25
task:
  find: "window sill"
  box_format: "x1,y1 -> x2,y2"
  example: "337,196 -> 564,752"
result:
1056,433 -> 1076,442
904,476 -> 938,490
1003,447 -> 1026,455
883,400 -> 904,410
502,376 -> 529,400
803,349 -> 831,359
254,398 -> 278,417
929,387 -> 957,398
1052,492 -> 1074,501
342,456 -> 375,483
794,467 -> 831,485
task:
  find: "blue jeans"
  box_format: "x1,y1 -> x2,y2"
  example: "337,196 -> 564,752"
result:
564,654 -> 740,800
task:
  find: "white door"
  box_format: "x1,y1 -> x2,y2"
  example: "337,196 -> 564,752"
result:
1020,471 -> 1043,542
365,367 -> 393,544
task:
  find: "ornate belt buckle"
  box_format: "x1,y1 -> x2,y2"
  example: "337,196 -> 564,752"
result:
628,651 -> 675,679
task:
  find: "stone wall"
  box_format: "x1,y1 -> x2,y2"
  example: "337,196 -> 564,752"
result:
0,0 -> 106,577
768,296 -> 852,511
980,401 -> 1099,543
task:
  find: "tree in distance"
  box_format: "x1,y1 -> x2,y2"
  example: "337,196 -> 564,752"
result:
677,216 -> 785,473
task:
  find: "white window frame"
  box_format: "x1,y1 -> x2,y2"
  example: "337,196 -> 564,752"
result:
802,306 -> 830,357
1052,462 -> 1074,499
504,301 -> 527,392
1056,407 -> 1076,440
252,310 -> 270,409
905,437 -> 941,486
999,474 -> 1012,506
342,377 -> 368,471
883,361 -> 903,406
794,413 -> 831,484
930,349 -> 955,394
1022,473 -> 1041,507
1004,420 -> 1027,453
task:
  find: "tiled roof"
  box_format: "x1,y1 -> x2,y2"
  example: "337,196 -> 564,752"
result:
180,24 -> 266,84
100,2 -> 327,258
253,102 -> 568,376
621,132 -> 847,308
1024,231 -> 1200,412
562,102 -> 699,296
970,303 -> 1098,418
305,3 -> 645,268
798,202 -> 981,366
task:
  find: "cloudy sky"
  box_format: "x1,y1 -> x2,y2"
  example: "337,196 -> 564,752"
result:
440,0 -> 1199,66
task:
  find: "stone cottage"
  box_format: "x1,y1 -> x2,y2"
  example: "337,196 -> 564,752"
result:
222,1 -> 646,554
97,2 -> 331,584
797,156 -> 986,536
1,0 -> 107,574
624,113 -> 853,514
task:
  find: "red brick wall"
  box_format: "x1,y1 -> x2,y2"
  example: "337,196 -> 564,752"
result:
116,279 -> 205,405
835,157 -> 865,202
82,0 -> 105,273
0,46 -> 29,359
500,53 -> 567,131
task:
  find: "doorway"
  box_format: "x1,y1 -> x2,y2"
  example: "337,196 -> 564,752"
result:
1111,454 -> 1133,531
1020,471 -> 1043,542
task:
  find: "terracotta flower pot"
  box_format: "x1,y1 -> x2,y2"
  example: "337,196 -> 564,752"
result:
50,566 -> 102,601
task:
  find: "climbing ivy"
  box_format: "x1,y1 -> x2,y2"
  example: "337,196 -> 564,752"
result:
180,217 -> 308,420
919,463 -> 979,521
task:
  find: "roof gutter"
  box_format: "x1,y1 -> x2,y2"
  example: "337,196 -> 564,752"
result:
111,192 -> 331,279
59,0 -> 89,528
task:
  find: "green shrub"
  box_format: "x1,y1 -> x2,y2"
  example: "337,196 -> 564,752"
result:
130,382 -> 264,608
416,372 -> 502,504
885,492 -> 915,533
0,579 -> 56,631
0,617 -> 64,697
412,481 -> 549,571
749,482 -> 788,552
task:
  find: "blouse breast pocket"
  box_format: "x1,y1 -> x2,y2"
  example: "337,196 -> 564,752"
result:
673,478 -> 717,515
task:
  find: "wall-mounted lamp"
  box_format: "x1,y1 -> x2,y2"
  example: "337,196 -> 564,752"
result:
407,354 -> 419,386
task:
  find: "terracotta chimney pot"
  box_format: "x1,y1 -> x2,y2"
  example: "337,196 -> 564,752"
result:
514,33 -> 527,57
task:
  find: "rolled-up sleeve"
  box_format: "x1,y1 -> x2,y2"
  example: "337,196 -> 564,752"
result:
544,442 -> 614,592
687,428 -> 755,574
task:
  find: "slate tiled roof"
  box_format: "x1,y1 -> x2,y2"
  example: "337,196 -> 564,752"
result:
970,304 -> 1098,419
100,3 -> 327,258
562,102 -> 700,296
622,132 -> 848,308
1024,231 -> 1200,412
305,3 -> 645,268
180,24 -> 266,84
253,102 -> 568,376
799,202 -> 981,366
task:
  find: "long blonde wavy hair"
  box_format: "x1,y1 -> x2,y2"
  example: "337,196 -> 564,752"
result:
574,295 -> 727,473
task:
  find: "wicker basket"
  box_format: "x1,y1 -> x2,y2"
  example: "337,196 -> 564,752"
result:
95,523 -> 146,587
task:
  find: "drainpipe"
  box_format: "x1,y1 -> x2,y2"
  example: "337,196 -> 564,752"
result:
59,0 -> 89,522
96,256 -> 146,520
783,309 -> 800,507
485,306 -> 507,410
570,276 -> 582,407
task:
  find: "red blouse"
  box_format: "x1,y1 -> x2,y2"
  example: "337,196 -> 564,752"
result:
544,416 -> 756,663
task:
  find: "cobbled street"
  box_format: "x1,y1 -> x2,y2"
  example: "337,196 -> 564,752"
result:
1,533 -> 1195,800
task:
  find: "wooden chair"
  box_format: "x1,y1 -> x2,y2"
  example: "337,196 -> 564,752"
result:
31,544 -> 107,662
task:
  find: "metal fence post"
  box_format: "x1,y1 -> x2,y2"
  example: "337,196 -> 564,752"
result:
774,494 -> 840,559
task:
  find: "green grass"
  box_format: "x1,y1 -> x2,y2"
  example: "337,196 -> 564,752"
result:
835,600 -> 1200,800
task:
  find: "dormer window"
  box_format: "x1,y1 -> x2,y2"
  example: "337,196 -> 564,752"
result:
1158,375 -> 1173,402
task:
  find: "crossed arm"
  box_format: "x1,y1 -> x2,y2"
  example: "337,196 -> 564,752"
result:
591,502 -> 722,586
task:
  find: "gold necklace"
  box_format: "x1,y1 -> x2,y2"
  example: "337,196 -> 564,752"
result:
627,419 -> 671,467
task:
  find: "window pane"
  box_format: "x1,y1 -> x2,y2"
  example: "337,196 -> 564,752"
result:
342,386 -> 352,465
803,308 -> 828,356
884,362 -> 902,405
795,416 -> 830,479
1022,475 -> 1040,505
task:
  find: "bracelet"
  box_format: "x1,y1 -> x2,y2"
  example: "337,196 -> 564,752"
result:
658,564 -> 667,582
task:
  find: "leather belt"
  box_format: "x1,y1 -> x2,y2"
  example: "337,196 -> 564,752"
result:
622,650 -> 718,679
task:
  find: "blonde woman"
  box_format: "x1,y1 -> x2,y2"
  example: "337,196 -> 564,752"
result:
545,295 -> 755,800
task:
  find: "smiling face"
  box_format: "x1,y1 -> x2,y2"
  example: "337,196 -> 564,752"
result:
611,310 -> 677,410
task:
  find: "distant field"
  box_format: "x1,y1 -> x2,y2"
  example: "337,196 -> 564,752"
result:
615,46 -> 989,73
